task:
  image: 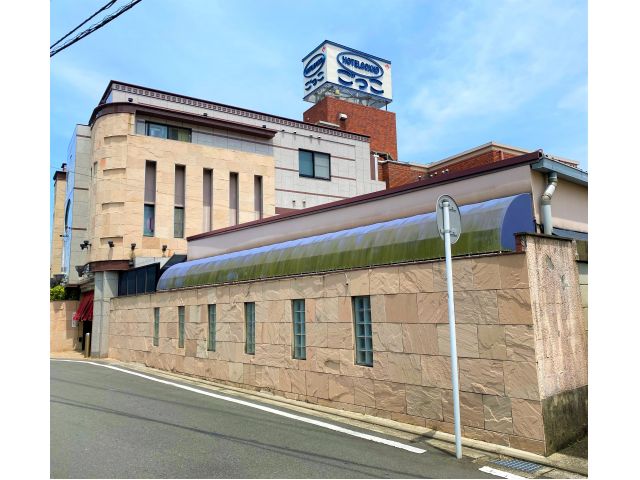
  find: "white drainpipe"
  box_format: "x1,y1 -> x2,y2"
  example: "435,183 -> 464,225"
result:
541,171 -> 558,235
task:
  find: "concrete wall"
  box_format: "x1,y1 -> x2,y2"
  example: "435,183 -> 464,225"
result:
107,251 -> 589,455
50,173 -> 67,277
50,300 -> 80,352
577,262 -> 588,340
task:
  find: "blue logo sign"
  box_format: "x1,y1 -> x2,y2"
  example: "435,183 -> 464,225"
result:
336,51 -> 385,96
336,52 -> 383,79
304,53 -> 326,78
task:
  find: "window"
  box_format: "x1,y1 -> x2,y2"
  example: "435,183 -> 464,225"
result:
174,165 -> 185,238
203,169 -> 213,232
353,296 -> 373,366
299,150 -> 331,180
145,122 -> 192,142
144,161 -> 156,236
245,302 -> 255,354
292,299 -> 306,359
254,175 -> 263,220
208,304 -> 216,351
153,308 -> 160,346
229,172 -> 239,226
117,263 -> 159,296
178,306 -> 185,348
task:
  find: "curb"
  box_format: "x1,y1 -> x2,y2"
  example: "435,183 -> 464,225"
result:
52,356 -> 588,476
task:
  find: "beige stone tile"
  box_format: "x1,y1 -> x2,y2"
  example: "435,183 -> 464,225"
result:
498,254 -> 529,288
402,324 -> 437,355
508,435 -> 546,455
229,282 -> 263,303
483,395 -> 513,434
442,390 -> 484,428
328,375 -> 355,404
399,263 -> 434,293
255,365 -> 279,389
312,348 -> 341,375
505,325 -> 536,362
373,323 -> 404,352
385,294 -> 418,323
346,269 -> 369,296
323,273 -> 349,297
421,355 -> 452,389
472,257 -> 502,290
374,381 -> 406,413
288,369 -> 307,395
406,385 -> 443,420
369,267 -> 400,295
437,324 -> 479,358
243,363 -> 256,386
339,349 -> 367,378
306,323 -> 328,348
370,295 -> 386,323
315,297 -> 340,323
433,258 -> 474,292
416,292 -> 448,324
327,323 -> 353,349
253,344 -> 286,367
267,300 -> 287,323
455,290 -> 499,325
504,361 -> 540,400
498,289 -> 533,325
386,352 -> 422,385
306,371 -> 330,399
511,398 -> 544,440
478,325 -> 507,360
293,275 -> 324,299
353,377 -> 375,407
458,358 -> 505,395
228,362 -> 244,383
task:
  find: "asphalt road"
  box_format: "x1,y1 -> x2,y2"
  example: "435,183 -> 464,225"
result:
51,360 -> 496,479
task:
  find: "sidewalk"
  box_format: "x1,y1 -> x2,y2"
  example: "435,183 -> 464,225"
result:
50,354 -> 588,477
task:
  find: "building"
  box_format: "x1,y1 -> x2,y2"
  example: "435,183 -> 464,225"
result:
107,149 -> 588,456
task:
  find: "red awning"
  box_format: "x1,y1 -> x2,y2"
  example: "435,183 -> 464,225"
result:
73,292 -> 94,321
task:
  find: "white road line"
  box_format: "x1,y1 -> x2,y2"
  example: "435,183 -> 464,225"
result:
479,466 -> 528,479
52,359 -> 426,454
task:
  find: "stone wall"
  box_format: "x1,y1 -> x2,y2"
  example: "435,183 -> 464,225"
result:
521,234 -> 588,452
50,300 -> 80,352
108,252 -> 572,455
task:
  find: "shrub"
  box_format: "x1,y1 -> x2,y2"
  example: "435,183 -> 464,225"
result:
50,285 -> 66,301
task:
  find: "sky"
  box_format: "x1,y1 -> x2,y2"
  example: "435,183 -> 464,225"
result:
50,0 -> 587,175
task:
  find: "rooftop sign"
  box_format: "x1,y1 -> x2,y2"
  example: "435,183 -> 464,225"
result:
302,41 -> 393,108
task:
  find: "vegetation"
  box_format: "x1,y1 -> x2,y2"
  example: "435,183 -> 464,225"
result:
50,285 -> 79,301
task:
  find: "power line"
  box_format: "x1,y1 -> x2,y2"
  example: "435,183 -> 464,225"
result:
50,0 -> 143,58
50,0 -> 118,49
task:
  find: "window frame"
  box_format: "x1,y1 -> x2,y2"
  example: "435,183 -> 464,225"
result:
245,302 -> 255,355
352,296 -> 373,367
298,149 -> 332,181
292,299 -> 306,360
178,305 -> 185,349
145,121 -> 192,143
153,307 -> 160,347
207,304 -> 216,352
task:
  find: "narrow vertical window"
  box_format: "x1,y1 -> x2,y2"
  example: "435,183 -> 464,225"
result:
153,307 -> 160,347
203,168 -> 213,232
229,172 -> 239,226
254,175 -> 263,220
207,304 -> 216,351
144,161 -> 156,236
353,296 -> 373,366
178,306 -> 185,348
292,299 -> 306,359
174,165 -> 185,238
245,302 -> 255,355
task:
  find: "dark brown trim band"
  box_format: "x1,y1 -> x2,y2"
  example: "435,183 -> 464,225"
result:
89,259 -> 131,272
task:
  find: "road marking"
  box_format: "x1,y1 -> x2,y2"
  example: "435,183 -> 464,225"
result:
479,466 -> 527,479
52,359 -> 426,454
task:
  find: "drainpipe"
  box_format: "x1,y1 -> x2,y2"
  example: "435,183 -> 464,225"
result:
541,171 -> 558,235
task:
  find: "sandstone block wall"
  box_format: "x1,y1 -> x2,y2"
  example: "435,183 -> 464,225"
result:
107,252 -> 573,455
50,300 -> 80,352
